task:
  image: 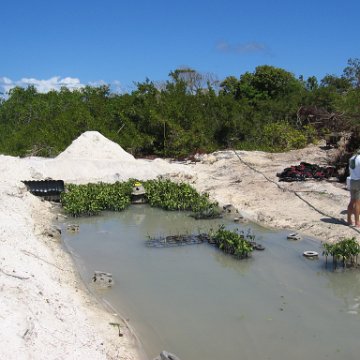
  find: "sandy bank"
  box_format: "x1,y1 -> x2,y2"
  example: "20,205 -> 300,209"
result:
1,131 -> 358,360
181,144 -> 360,243
0,132 -> 190,360
0,182 -> 144,359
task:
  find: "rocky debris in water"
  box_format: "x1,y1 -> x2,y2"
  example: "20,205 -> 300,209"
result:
190,206 -> 223,220
43,226 -> 61,240
287,232 -> 302,241
67,224 -> 79,232
248,241 -> 265,251
92,271 -> 113,287
154,350 -> 181,360
234,215 -> 247,223
223,204 -> 238,213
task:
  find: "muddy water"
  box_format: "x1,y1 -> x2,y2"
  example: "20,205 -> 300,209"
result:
61,205 -> 360,360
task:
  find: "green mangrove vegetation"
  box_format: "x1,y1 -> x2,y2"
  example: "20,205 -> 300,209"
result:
212,225 -> 254,259
145,226 -> 257,260
60,179 -> 219,217
322,237 -> 360,268
60,179 -> 258,260
144,178 -> 220,215
1,59 -> 359,160
61,181 -> 133,216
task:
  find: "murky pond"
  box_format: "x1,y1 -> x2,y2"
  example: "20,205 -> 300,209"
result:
61,205 -> 360,360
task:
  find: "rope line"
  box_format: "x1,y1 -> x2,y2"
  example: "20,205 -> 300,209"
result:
232,149 -> 360,235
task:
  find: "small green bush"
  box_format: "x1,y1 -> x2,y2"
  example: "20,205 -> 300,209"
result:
144,179 -> 217,212
261,121 -> 307,151
323,237 -> 360,268
212,225 -> 253,259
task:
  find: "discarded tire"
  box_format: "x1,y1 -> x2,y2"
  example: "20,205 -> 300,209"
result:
254,243 -> 265,251
303,251 -> 319,258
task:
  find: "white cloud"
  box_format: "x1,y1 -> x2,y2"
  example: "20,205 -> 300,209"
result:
0,77 -> 132,98
0,77 -> 16,94
0,76 -> 84,95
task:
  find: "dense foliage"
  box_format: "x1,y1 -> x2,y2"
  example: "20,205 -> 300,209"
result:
1,59 -> 359,158
60,179 -> 218,217
61,181 -> 133,216
144,178 -> 219,213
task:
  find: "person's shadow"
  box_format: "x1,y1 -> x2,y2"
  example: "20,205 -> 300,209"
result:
320,217 -> 360,234
320,217 -> 348,226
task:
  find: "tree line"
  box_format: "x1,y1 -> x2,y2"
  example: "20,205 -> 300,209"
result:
0,58 -> 359,158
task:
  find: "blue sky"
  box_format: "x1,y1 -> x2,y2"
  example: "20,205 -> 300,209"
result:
1,0 -> 359,94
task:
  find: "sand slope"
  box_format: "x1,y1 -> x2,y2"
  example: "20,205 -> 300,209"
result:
0,131 -> 358,360
182,145 -> 359,243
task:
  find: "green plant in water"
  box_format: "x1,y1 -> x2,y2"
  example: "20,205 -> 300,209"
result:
322,237 -> 360,269
212,225 -> 253,259
143,178 -> 218,213
61,181 -> 133,216
61,178 -> 217,217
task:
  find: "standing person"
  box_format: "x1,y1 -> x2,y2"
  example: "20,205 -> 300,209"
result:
347,151 -> 360,226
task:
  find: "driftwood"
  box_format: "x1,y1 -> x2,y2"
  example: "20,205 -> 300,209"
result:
296,105 -> 348,132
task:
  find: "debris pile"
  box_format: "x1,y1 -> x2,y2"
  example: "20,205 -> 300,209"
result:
277,162 -> 336,182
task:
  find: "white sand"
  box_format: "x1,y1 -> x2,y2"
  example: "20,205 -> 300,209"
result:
0,131 -> 358,359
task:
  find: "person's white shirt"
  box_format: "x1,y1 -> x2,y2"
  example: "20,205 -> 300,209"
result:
349,154 -> 360,180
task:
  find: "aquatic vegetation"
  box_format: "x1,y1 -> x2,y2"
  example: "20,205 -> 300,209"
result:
190,204 -> 223,220
212,225 -> 254,259
145,225 -> 260,260
61,181 -> 133,216
322,237 -> 360,269
143,179 -> 218,213
61,179 -> 218,217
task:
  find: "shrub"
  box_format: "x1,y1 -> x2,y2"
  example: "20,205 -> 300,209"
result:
261,121 -> 307,151
144,179 -> 217,212
212,225 -> 253,259
323,237 -> 360,268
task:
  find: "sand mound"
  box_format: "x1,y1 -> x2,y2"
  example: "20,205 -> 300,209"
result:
56,131 -> 135,161
0,131 -> 192,184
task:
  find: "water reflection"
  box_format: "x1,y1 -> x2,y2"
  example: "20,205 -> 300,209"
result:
323,269 -> 360,315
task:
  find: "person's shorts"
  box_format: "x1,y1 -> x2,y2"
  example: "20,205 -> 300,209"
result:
350,179 -> 360,200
